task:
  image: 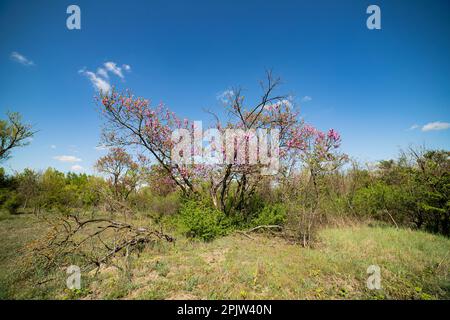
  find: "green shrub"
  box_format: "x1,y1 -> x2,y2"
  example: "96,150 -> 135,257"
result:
352,182 -> 414,224
178,200 -> 230,241
252,204 -> 286,226
3,192 -> 22,215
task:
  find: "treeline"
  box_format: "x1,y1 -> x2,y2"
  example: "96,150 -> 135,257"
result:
1,77 -> 448,243
1,147 -> 449,240
317,148 -> 450,236
0,168 -> 103,214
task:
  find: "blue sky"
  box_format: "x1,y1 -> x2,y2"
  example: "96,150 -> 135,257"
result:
1,0 -> 449,174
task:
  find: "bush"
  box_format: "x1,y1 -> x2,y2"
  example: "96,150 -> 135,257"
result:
352,182 -> 415,226
251,204 -> 286,227
3,192 -> 22,214
178,200 -> 230,241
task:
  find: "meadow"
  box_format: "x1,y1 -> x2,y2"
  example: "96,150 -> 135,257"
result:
0,211 -> 448,300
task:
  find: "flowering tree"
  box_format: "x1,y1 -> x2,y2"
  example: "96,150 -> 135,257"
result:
286,124 -> 348,199
98,72 -> 345,215
99,92 -> 196,196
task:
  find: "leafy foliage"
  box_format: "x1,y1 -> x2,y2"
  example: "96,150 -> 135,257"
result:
251,204 -> 286,227
178,200 -> 231,241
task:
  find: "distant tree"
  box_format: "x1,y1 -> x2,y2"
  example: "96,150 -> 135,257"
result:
17,168 -> 41,210
39,168 -> 66,211
0,112 -> 34,161
408,148 -> 450,235
95,148 -> 140,204
146,164 -> 178,197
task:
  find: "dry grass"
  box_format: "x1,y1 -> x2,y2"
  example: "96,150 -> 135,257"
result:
0,211 -> 449,300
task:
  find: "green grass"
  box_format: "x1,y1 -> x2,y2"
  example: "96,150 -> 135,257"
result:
0,212 -> 449,299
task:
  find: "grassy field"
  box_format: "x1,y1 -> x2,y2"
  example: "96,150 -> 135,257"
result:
0,212 -> 449,300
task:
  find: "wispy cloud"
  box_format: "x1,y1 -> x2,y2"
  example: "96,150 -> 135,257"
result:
53,155 -> 82,162
301,96 -> 312,102
409,121 -> 450,132
10,51 -> 34,66
421,121 -> 450,132
104,61 -> 124,79
79,61 -> 131,92
97,67 -> 109,79
265,99 -> 293,110
70,164 -> 84,171
94,145 -> 109,151
50,145 -> 56,149
79,68 -> 111,93
217,89 -> 234,104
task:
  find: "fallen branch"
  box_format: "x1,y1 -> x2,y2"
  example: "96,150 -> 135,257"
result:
235,225 -> 283,240
246,225 -> 283,233
234,230 -> 256,240
26,213 -> 175,276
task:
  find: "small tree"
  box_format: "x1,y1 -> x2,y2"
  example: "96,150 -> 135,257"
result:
95,148 -> 140,210
0,112 -> 34,161
282,125 -> 347,246
39,168 -> 66,212
17,168 -> 41,211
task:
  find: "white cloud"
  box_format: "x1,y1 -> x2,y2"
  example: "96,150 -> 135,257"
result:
50,145 -> 56,149
53,155 -> 82,162
79,69 -> 111,93
94,145 -> 109,151
97,67 -> 109,79
301,96 -> 312,102
422,121 -> 450,132
10,51 -> 34,66
265,99 -> 293,110
217,90 -> 234,104
80,61 -> 131,92
70,164 -> 84,171
104,61 -> 124,79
